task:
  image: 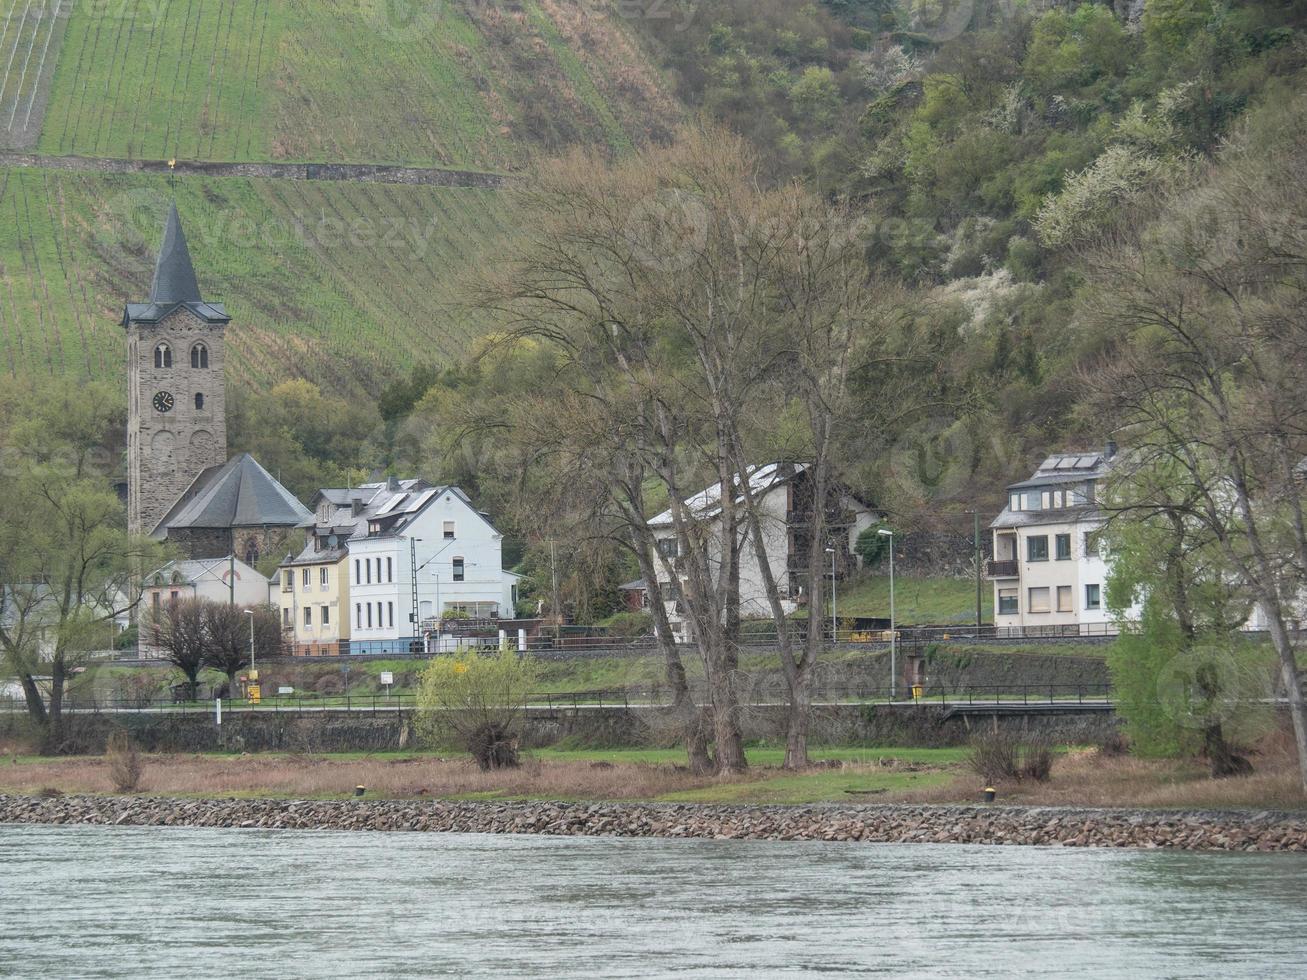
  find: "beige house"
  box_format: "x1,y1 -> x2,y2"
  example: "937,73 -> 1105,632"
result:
987,446 -> 1136,635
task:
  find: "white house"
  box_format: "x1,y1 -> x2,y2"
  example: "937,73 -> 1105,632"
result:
987,445 -> 1140,635
139,556 -> 271,658
337,481 -> 521,654
648,462 -> 877,643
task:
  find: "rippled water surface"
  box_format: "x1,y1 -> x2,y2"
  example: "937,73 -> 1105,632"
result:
2,824 -> 1307,977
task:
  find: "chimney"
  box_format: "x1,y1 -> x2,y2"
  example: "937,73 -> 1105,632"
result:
387,475 -> 401,492
351,496 -> 365,517
1105,439 -> 1118,460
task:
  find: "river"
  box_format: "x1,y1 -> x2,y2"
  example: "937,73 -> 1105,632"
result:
1,824 -> 1305,977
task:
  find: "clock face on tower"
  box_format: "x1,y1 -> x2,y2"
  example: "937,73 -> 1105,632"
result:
152,391 -> 175,413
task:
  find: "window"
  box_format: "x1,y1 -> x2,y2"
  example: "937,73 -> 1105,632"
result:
154,343 -> 172,368
1019,493 -> 1030,510
1083,531 -> 1099,558
152,592 -> 161,612
302,568 -> 311,588
443,520 -> 455,540
1041,491 -> 1051,509
170,590 -> 179,602
366,559 -> 372,584
387,602 -> 394,629
452,557 -> 465,582
320,567 -> 329,587
355,603 -> 361,629
366,604 -> 373,628
656,538 -> 679,558
1009,493 -> 1020,512
1028,587 -> 1051,613
376,602 -> 383,629
1055,534 -> 1071,561
304,607 -> 313,627
190,343 -> 209,369
321,605 -> 330,626
998,588 -> 1018,615
1053,490 -> 1064,508
387,557 -> 393,582
282,607 -> 291,627
1027,535 -> 1048,562
1056,585 -> 1073,612
194,392 -> 204,411
1085,584 -> 1101,610
244,541 -> 259,566
355,559 -> 361,584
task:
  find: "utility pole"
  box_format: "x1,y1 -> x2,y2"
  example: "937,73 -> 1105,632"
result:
877,528 -> 896,698
410,537 -> 420,654
549,538 -> 560,642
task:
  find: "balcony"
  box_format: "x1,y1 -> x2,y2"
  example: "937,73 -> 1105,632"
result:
985,559 -> 1019,579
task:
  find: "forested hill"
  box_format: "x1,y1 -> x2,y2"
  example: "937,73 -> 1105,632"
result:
1,0 -> 1304,543
623,0 -> 1307,508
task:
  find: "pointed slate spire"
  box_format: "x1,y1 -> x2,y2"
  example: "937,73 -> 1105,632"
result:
149,202 -> 203,304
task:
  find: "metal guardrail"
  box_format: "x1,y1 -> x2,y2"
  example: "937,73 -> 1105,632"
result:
0,684 -> 1116,717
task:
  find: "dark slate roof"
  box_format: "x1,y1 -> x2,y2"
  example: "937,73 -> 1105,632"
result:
123,204 -> 230,326
152,454 -> 311,538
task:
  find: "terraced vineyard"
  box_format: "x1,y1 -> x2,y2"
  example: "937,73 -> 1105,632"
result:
0,168 -> 512,391
0,0 -> 69,149
30,0 -> 674,168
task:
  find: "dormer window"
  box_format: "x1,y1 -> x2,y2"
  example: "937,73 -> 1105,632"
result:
154,343 -> 172,368
191,343 -> 209,369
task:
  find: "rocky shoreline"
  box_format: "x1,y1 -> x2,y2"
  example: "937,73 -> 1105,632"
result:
3,794 -> 1306,850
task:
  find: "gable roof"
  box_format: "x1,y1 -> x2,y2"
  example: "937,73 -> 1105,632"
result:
146,556 -> 260,587
123,203 -> 229,326
648,462 -> 803,528
152,454 -> 311,537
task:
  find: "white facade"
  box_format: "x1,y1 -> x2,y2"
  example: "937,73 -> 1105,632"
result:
139,557 -> 271,658
989,449 -> 1137,634
648,463 -> 876,642
346,486 -> 520,654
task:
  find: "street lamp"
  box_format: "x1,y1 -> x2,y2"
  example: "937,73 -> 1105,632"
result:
824,547 -> 837,644
964,509 -> 982,630
877,528 -> 895,698
242,608 -> 256,682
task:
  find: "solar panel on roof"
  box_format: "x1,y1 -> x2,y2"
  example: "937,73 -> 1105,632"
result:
376,493 -> 407,516
406,488 -> 438,513
1077,455 -> 1097,468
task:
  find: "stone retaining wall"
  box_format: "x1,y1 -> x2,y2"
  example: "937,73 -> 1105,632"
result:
0,152 -> 513,188
2,794 -> 1302,851
1,704 -> 1118,755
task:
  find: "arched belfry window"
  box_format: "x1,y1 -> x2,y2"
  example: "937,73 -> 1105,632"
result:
154,343 -> 172,369
195,392 -> 205,411
191,343 -> 208,369
244,540 -> 260,567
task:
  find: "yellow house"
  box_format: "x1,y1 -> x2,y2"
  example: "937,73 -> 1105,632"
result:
278,550 -> 350,656
277,478 -> 431,656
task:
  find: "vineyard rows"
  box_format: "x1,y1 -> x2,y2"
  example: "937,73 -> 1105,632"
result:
0,167 -> 510,392
31,0 -> 663,169
0,0 -> 67,149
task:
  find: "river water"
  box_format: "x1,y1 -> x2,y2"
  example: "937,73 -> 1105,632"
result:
1,824 -> 1306,978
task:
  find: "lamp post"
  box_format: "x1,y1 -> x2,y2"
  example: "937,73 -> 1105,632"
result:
824,546 -> 837,644
243,607 -> 255,678
878,528 -> 895,699
964,509 -> 981,630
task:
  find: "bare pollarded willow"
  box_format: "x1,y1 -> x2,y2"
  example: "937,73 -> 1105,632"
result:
472,124 -> 925,771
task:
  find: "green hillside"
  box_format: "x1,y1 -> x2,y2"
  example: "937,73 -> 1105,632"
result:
22,0 -> 675,168
0,168 -> 510,390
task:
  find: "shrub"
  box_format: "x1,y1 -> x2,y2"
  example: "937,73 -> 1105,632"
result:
967,730 -> 1056,784
967,730 -> 1019,784
106,731 -> 143,793
415,649 -> 540,771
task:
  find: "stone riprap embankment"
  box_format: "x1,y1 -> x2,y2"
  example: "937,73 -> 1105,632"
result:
2,795 -> 1304,851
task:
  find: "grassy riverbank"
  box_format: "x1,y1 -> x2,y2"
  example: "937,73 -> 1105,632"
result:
2,741 -> 1303,810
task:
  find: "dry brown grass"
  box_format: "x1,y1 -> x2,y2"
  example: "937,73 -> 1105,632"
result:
905,733 -> 1307,810
0,753 -> 722,802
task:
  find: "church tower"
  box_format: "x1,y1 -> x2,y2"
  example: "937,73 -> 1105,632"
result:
124,204 -> 229,536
